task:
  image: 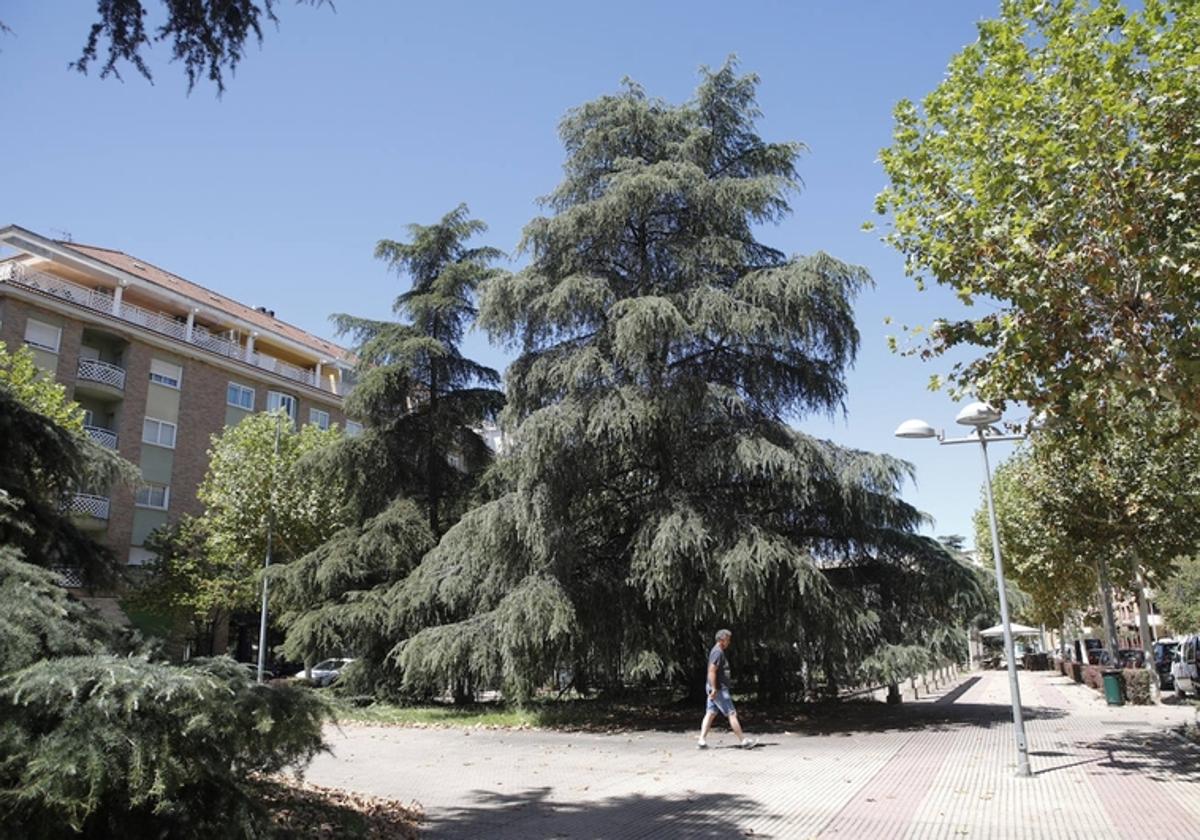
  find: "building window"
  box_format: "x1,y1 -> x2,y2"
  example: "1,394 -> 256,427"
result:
267,391 -> 297,422
142,417 -> 177,448
345,420 -> 363,438
135,483 -> 170,510
149,359 -> 183,389
24,318 -> 62,352
128,547 -> 158,567
309,408 -> 330,430
227,382 -> 255,410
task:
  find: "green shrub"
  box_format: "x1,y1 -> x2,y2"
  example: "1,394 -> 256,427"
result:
1,655 -> 332,839
1120,668 -> 1153,705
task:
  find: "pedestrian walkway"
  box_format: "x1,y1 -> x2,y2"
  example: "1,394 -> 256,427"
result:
305,670 -> 1200,838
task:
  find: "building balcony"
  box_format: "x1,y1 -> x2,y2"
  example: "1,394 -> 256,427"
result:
83,424 -> 119,449
67,492 -> 110,529
4,263 -> 330,393
77,357 -> 127,393
51,566 -> 85,588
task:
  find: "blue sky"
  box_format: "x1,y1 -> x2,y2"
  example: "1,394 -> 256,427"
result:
0,0 -> 1026,546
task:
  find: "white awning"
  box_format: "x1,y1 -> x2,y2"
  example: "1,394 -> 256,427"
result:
979,623 -> 1041,638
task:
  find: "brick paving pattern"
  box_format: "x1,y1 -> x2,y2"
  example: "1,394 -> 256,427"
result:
305,671 -> 1200,838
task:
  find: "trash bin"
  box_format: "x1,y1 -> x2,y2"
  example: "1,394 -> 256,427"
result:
1101,669 -> 1125,706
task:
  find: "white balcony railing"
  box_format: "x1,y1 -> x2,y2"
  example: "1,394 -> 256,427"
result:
69,493 -> 111,520
52,566 -> 85,588
77,357 -> 127,391
3,264 -> 327,392
83,424 -> 119,449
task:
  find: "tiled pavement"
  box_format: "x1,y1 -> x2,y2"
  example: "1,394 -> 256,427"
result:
304,671 -> 1200,838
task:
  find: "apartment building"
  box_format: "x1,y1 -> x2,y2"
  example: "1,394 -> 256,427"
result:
0,224 -> 356,575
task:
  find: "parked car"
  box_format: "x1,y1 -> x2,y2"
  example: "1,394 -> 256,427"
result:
1170,635 -> 1199,699
1153,639 -> 1178,690
1116,648 -> 1145,669
295,658 -> 354,687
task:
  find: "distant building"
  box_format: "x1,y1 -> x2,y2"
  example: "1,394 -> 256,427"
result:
0,224 -> 355,576
476,419 -> 511,455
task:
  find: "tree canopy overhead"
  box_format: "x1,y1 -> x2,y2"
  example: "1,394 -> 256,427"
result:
391,61 -> 980,701
68,0 -> 331,93
876,0 -> 1200,425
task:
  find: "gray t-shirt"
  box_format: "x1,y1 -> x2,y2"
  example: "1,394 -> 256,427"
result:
708,644 -> 729,690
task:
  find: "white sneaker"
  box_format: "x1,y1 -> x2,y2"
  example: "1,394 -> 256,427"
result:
697,739 -> 708,749
740,738 -> 757,748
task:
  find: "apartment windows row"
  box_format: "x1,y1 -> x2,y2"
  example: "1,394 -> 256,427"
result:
230,379 -> 340,431
21,320 -> 341,435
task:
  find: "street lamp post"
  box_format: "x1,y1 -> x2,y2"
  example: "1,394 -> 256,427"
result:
895,402 -> 1032,778
256,411 -> 282,684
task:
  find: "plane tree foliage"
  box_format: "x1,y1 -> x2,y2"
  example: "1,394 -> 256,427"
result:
875,0 -> 1200,426
388,62 -> 982,702
977,401 -> 1200,632
272,207 -> 503,692
132,411 -> 346,653
1157,556 -> 1200,634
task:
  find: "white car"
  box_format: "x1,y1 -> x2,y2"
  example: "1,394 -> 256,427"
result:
1170,635 -> 1199,699
296,658 -> 354,687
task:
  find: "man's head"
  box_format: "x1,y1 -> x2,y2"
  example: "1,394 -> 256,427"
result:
715,629 -> 732,649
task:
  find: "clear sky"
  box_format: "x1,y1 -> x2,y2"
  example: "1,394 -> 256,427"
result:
0,0 -> 1027,547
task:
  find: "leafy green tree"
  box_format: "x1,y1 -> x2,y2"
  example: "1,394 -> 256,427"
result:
875,0 -> 1200,424
273,207 -> 503,693
974,449 -> 1097,629
977,402 -> 1200,654
0,343 -> 136,584
1158,556 -> 1200,634
0,339 -> 84,431
391,61 -> 980,702
135,411 -> 346,653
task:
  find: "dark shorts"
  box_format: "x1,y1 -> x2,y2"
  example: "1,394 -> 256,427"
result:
706,687 -> 735,717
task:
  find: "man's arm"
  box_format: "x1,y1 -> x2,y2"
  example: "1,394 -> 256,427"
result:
707,662 -> 718,696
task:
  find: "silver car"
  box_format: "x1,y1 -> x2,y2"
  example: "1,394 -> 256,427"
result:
297,658 -> 354,687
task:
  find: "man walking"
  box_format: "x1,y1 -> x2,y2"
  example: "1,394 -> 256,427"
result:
698,629 -> 755,749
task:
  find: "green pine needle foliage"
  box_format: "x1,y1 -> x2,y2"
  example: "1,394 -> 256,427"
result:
1,655 -> 331,838
275,207 -> 505,692
390,60 -> 982,702
0,375 -> 332,838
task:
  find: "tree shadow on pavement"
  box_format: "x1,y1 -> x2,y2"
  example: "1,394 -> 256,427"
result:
425,786 -> 771,839
795,699 -> 1067,736
1081,730 -> 1200,784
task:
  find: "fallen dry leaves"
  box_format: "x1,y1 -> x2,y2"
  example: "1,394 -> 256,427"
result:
256,776 -> 423,839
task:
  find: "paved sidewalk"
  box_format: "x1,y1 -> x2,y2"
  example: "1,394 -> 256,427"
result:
305,671 -> 1200,838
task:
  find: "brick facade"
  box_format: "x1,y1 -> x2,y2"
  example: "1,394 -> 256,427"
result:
1,286 -> 347,565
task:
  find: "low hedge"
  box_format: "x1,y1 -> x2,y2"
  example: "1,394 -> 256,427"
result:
1083,664 -> 1104,690
1120,668 -> 1153,705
